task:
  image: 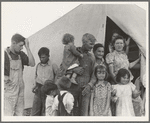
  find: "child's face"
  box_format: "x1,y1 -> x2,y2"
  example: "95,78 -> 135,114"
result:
40,54 -> 49,64
120,74 -> 130,85
96,69 -> 106,81
50,89 -> 58,96
94,47 -> 104,59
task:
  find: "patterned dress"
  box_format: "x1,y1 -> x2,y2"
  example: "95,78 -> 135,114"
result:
93,81 -> 112,116
106,50 -> 133,81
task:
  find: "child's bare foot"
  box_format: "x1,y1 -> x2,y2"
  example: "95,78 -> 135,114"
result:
70,78 -> 78,84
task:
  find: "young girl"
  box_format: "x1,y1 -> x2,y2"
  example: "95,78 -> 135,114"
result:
90,65 -> 112,116
41,80 -> 58,116
59,33 -> 83,83
112,68 -> 141,116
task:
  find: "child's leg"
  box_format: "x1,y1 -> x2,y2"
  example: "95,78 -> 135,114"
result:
70,73 -> 77,84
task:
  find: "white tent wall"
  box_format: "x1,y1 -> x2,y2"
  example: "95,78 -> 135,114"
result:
106,4 -> 146,57
23,4 -> 107,108
23,4 -> 146,109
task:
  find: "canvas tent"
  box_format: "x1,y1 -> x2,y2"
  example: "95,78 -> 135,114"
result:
23,4 -> 146,109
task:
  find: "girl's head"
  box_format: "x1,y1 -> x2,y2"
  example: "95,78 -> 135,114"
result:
94,65 -> 108,81
112,35 -> 126,52
41,80 -> 58,96
62,33 -> 74,45
93,43 -> 104,59
116,68 -> 130,85
38,47 -> 50,64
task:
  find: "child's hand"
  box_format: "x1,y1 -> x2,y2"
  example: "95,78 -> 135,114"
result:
111,89 -> 117,96
80,54 -> 83,58
132,90 -> 141,98
32,85 -> 38,93
111,96 -> 118,103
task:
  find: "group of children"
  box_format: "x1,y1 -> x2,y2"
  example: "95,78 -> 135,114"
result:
31,33 -> 145,116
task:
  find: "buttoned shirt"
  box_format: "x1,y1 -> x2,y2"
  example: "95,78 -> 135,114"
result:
35,60 -> 58,85
75,47 -> 95,88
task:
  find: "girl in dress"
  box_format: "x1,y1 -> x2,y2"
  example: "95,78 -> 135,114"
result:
112,68 -> 141,116
90,65 -> 112,116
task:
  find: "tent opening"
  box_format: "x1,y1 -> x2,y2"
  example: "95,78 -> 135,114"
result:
104,16 -> 140,83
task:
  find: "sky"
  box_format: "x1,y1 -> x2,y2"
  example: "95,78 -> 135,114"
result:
2,2 -> 148,49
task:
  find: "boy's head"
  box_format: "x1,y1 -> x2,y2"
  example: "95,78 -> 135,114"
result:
58,76 -> 71,90
93,43 -> 104,59
38,47 -> 50,64
62,33 -> 74,45
11,33 -> 26,54
116,68 -> 130,84
41,80 -> 58,96
82,33 -> 96,52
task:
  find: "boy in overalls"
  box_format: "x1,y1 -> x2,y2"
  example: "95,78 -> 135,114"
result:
4,33 -> 35,116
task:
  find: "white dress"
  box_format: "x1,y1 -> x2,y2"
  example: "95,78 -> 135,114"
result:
112,82 -> 136,116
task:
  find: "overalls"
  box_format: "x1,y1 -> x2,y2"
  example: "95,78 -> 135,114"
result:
4,50 -> 24,116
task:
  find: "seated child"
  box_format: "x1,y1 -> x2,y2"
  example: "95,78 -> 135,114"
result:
112,68 -> 141,116
59,33 -> 83,84
52,76 -> 74,116
41,80 -> 58,116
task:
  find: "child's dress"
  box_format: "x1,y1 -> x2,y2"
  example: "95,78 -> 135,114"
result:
91,81 -> 112,116
112,82 -> 136,116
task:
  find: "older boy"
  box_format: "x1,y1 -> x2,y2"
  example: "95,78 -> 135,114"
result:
31,47 -> 58,116
4,33 -> 35,116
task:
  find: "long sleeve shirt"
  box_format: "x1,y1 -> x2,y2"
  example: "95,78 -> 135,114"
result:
76,47 -> 95,88
52,90 -> 74,114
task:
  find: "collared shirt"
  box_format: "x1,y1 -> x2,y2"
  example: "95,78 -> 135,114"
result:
105,50 -> 129,75
35,60 -> 58,85
4,47 -> 29,76
52,90 -> 74,114
76,47 -> 95,87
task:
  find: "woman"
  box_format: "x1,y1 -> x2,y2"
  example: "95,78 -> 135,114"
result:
108,29 -> 130,54
106,35 -> 140,116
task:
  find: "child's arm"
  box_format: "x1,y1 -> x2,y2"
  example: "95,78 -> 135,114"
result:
89,89 -> 94,116
125,37 -> 131,55
46,96 -> 54,116
103,84 -> 111,116
132,89 -> 141,98
52,64 -> 59,83
70,44 -> 83,58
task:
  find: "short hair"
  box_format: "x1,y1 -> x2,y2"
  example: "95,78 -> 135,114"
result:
82,33 -> 96,44
11,33 -> 25,44
116,68 -> 130,83
38,47 -> 50,57
111,29 -> 121,36
93,43 -> 104,53
58,76 -> 71,90
94,65 -> 108,80
62,33 -> 74,45
41,80 -> 58,95
112,35 -> 126,51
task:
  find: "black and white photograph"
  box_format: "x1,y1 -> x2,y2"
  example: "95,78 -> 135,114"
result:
1,1 -> 149,122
